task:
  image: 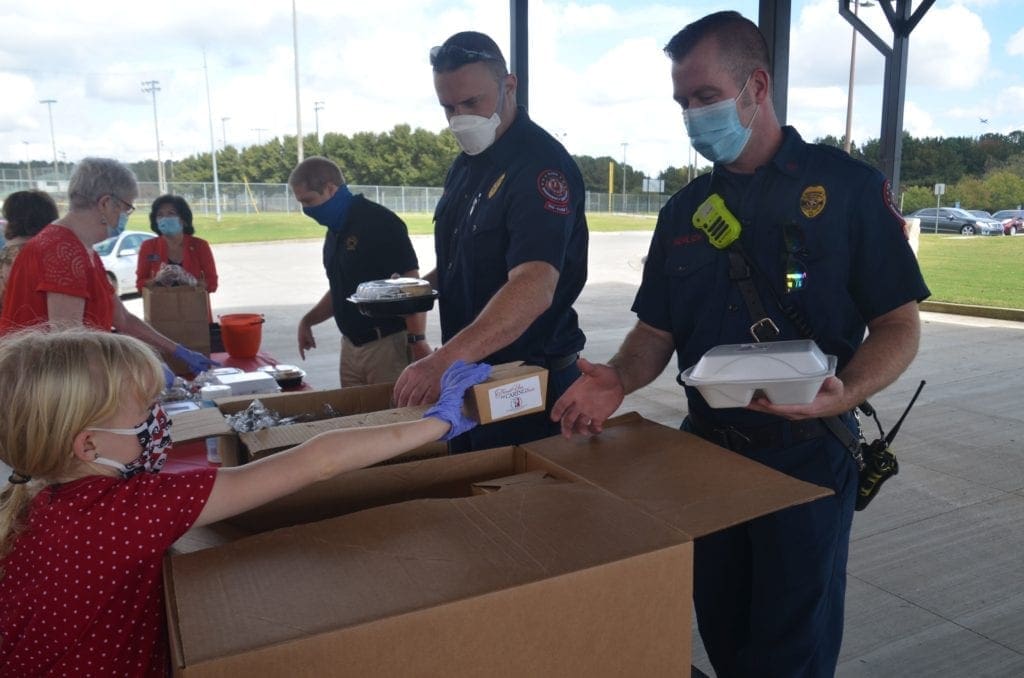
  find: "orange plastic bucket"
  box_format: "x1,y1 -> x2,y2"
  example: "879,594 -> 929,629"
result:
219,313 -> 264,358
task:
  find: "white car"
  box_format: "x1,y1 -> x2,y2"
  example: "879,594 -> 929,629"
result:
93,230 -> 156,296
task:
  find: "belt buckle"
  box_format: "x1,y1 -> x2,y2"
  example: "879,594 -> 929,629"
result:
749,318 -> 780,342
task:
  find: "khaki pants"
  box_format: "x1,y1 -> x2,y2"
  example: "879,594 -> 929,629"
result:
339,331 -> 409,387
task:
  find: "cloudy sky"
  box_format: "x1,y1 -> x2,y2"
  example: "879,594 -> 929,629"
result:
2,0 -> 1023,179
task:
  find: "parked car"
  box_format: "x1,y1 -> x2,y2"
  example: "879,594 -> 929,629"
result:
992,209 -> 1024,235
906,207 -> 1004,236
93,230 -> 156,296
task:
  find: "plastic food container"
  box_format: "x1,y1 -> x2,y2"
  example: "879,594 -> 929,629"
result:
347,278 -> 438,318
257,364 -> 307,389
679,339 -> 837,408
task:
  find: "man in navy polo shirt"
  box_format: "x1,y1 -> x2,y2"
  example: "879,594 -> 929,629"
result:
394,31 -> 588,452
553,11 -> 929,678
290,157 -> 430,387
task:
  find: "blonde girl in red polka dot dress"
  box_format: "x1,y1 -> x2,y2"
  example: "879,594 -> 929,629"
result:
0,328 -> 489,676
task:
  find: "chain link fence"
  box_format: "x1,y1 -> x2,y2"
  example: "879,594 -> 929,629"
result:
1,179 -> 668,217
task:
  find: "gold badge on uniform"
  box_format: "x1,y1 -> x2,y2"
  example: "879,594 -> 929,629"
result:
487,173 -> 506,199
800,185 -> 826,219
345,235 -> 359,251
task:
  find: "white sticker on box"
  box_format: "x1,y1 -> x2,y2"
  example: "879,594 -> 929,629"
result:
487,375 -> 544,420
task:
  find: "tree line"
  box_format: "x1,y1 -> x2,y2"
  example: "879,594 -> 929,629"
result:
5,126 -> 1023,212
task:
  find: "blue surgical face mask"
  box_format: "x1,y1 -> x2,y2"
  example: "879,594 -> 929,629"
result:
302,184 -> 354,230
683,75 -> 758,165
108,210 -> 130,239
156,216 -> 184,236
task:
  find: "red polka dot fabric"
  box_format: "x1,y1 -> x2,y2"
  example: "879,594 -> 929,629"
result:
0,468 -> 216,676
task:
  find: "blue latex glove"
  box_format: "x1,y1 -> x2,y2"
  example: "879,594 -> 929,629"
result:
172,344 -> 220,374
161,363 -> 175,389
424,360 -> 493,441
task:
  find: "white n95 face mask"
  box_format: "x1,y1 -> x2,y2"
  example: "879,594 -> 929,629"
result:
448,78 -> 507,156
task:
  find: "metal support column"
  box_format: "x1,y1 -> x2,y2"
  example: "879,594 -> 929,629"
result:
510,0 -> 529,112
758,0 -> 791,126
841,0 -> 935,199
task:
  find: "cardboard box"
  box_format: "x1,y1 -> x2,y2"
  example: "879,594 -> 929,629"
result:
170,363 -> 547,466
166,414 -> 833,676
468,362 -> 548,424
143,286 -> 211,375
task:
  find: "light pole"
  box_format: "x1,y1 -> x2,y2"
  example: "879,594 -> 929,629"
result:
620,142 -> 628,211
39,99 -> 58,175
252,128 -> 268,145
142,80 -> 166,192
23,141 -> 33,182
221,117 -> 231,149
314,101 -> 325,145
202,48 -> 222,221
292,0 -> 304,163
844,1 -> 873,154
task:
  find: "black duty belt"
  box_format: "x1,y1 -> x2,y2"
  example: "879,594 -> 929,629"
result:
687,411 -> 832,454
345,326 -> 403,347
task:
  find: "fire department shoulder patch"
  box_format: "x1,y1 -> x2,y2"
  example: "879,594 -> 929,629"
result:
537,169 -> 570,215
881,179 -> 909,238
345,235 -> 359,251
800,185 -> 827,218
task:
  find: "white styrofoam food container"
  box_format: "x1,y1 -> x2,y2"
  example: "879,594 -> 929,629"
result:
679,339 -> 837,408
212,371 -> 281,396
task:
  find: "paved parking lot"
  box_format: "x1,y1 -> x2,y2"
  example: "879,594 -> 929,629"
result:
123,233 -> 1024,676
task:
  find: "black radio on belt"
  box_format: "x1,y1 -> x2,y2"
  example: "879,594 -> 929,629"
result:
855,380 -> 925,511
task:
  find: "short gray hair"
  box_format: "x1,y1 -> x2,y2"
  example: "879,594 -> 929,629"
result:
67,157 -> 138,210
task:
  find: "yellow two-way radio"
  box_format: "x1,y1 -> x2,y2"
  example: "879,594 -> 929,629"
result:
692,193 -> 742,249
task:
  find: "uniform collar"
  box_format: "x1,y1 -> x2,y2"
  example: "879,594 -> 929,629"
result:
767,126 -> 807,178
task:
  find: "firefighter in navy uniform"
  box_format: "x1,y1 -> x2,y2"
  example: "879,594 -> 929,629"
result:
393,31 -> 588,453
552,12 -> 929,678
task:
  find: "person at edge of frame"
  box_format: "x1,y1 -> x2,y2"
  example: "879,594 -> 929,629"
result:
551,11 -> 930,678
392,30 -> 589,453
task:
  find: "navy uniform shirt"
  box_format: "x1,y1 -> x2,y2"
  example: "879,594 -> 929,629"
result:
633,127 -> 930,426
324,195 -> 418,345
433,106 -> 588,366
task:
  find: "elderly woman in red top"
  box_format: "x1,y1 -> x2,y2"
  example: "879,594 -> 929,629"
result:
135,195 -> 218,294
0,157 -> 216,375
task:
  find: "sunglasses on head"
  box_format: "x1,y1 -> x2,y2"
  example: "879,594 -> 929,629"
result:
429,44 -> 502,69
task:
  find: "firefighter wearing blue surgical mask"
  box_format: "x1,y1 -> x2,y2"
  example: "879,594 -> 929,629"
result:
551,12 -> 929,678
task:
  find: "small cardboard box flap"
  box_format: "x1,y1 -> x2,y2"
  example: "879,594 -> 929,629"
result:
167,482 -> 688,666
520,415 -> 833,538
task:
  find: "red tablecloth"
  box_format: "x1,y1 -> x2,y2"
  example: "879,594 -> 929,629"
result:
166,351 -> 312,473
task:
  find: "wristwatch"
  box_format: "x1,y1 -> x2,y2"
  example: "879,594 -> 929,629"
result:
407,334 -> 427,344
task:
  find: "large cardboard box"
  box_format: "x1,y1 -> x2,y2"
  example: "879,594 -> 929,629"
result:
171,363 -> 548,466
143,285 -> 211,375
166,414 -> 833,676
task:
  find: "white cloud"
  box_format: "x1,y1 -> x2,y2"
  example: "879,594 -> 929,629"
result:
1008,26 -> 1024,56
906,3 -> 990,89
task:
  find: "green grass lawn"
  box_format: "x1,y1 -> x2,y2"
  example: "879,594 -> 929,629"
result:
175,211 -> 657,241
916,233 -> 1023,308
172,212 -> 1023,310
